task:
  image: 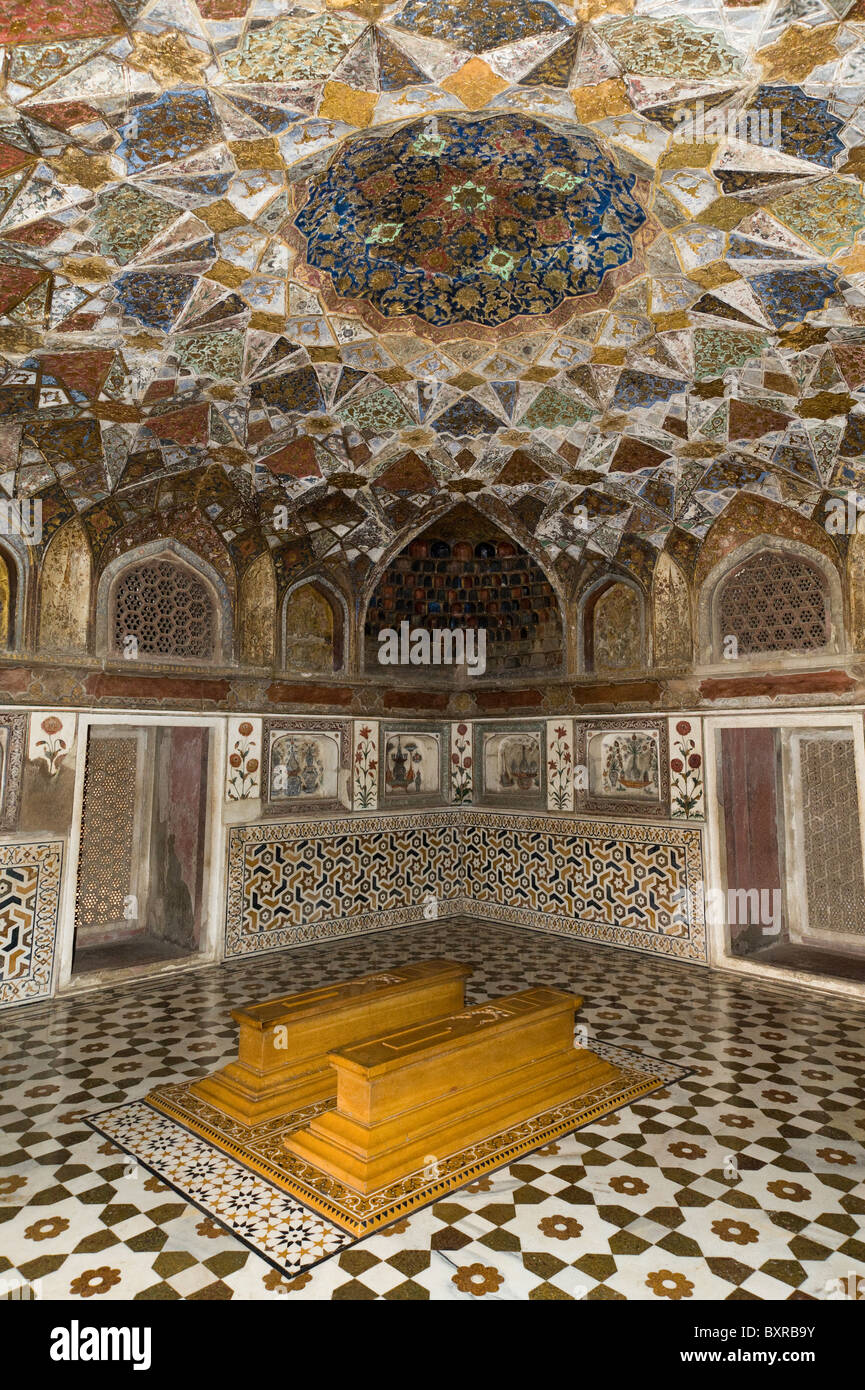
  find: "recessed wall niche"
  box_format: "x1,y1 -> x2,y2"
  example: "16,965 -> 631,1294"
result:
363,509 -> 563,679
72,723 -> 212,977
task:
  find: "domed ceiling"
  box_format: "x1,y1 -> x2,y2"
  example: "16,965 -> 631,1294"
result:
1,0 -> 864,598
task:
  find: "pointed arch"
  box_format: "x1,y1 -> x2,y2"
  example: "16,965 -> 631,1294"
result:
578,571 -> 648,675
282,575 -> 348,674
361,502 -> 566,678
698,535 -> 842,664
95,538 -> 232,665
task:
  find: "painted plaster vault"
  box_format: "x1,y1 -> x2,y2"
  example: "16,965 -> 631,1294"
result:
0,0 -> 864,1308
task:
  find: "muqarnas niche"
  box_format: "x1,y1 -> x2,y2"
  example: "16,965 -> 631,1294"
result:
365,508 -> 562,680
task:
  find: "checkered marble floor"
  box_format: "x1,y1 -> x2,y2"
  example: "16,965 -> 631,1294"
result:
1,919 -> 863,1302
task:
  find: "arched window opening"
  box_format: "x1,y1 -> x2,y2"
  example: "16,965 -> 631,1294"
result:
110,559 -> 217,663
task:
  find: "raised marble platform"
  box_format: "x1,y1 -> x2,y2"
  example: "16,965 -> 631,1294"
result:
188,959 -> 471,1125
284,988 -> 621,1192
139,1035 -> 673,1238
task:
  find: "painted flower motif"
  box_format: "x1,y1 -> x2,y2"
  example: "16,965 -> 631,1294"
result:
35,715 -> 69,777
354,727 -> 378,809
451,1262 -> 505,1296
763,1089 -> 796,1104
227,722 -> 259,800
670,720 -> 703,819
25,1216 -> 69,1241
547,723 -> 572,811
711,1218 -> 759,1245
646,1269 -> 694,1300
538,1214 -> 583,1240
0,1174 -> 27,1195
450,723 -> 473,804
69,1267 -> 122,1298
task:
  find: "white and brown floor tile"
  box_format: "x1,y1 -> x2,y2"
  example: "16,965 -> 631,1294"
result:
1,919 -> 863,1301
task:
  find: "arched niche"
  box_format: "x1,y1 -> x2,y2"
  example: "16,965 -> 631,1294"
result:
362,504 -> 565,679
579,574 -> 647,675
652,551 -> 692,668
38,519 -> 92,655
239,551 -> 276,666
0,540 -> 25,651
698,535 -> 842,665
95,539 -> 232,665
282,577 -> 347,674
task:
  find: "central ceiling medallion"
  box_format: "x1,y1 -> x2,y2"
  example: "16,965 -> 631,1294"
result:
289,114 -> 650,339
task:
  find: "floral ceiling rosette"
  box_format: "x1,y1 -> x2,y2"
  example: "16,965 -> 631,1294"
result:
291,114 -> 648,331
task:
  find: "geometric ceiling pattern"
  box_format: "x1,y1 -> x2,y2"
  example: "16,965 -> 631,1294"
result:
2,0 -> 865,595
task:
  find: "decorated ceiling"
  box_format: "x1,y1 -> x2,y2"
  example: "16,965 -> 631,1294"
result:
2,0 -> 865,600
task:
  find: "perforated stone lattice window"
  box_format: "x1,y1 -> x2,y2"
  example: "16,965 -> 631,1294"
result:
717,551 -> 829,655
112,560 -> 215,661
